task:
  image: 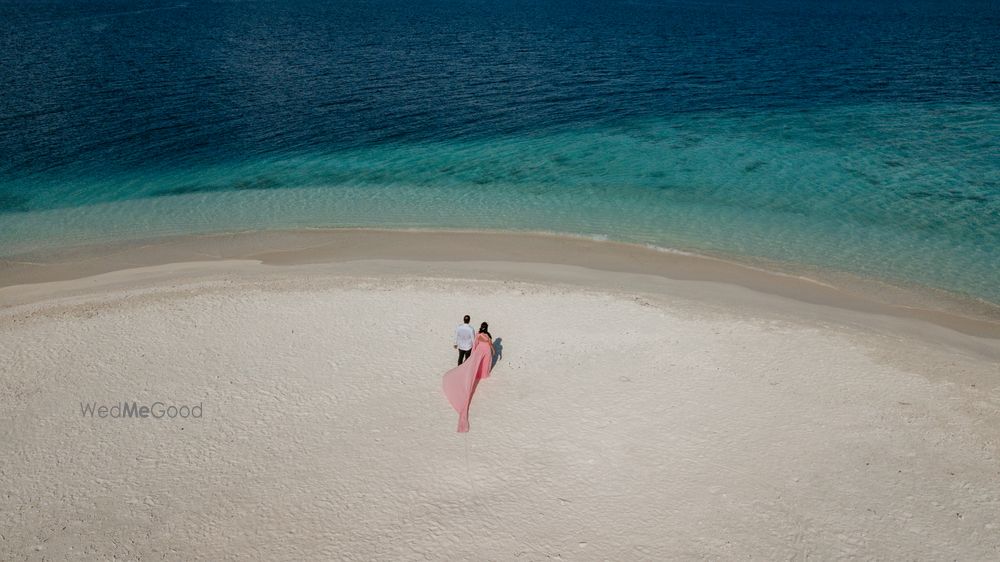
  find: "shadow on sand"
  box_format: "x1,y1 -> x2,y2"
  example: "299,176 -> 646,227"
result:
491,337 -> 503,369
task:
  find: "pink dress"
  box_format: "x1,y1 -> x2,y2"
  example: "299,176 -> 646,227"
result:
441,332 -> 493,432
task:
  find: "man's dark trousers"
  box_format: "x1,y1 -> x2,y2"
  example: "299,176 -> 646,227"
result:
458,349 -> 471,365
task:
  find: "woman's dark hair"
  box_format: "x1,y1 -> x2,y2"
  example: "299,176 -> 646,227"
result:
479,322 -> 491,337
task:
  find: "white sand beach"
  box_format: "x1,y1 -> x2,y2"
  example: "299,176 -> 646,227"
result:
1,230 -> 998,560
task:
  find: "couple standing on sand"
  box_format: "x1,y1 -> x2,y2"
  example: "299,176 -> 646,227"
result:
442,314 -> 495,433
453,314 -> 492,366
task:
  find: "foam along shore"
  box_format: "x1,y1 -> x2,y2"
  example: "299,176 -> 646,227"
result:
1,229 -> 999,559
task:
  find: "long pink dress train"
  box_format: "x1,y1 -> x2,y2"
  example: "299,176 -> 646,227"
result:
442,333 -> 493,432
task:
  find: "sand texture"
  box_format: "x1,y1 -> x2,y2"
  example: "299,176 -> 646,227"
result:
1,234 -> 999,560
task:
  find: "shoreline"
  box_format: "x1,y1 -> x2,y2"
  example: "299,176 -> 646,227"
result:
2,228 -> 999,345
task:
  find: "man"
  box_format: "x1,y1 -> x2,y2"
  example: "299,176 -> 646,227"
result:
454,315 -> 475,366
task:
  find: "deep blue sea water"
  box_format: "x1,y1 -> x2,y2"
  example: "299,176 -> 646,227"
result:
1,0 -> 998,301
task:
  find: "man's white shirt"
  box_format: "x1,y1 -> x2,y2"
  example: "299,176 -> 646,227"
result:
455,323 -> 475,351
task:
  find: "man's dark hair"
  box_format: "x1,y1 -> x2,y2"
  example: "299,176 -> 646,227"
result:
463,315 -> 470,323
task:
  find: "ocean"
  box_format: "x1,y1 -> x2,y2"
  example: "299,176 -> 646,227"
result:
1,0 -> 998,301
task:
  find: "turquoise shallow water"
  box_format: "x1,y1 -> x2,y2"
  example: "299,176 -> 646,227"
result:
2,103 -> 998,302
2,1 -> 998,302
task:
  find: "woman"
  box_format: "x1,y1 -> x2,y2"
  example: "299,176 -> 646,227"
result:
441,322 -> 494,432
